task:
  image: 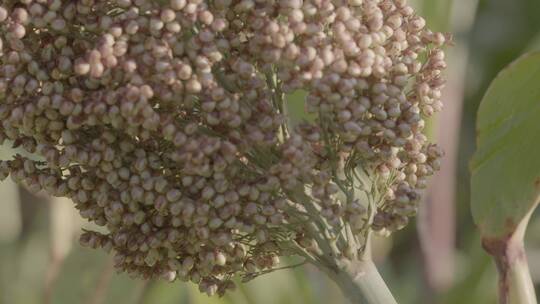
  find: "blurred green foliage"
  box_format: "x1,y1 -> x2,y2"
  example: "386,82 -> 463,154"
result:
2,1 -> 540,303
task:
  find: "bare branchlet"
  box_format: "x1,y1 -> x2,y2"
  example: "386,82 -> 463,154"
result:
0,0 -> 447,296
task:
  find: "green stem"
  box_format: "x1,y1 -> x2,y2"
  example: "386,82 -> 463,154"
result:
505,250 -> 537,304
491,238 -> 537,304
484,207 -> 538,304
318,259 -> 397,304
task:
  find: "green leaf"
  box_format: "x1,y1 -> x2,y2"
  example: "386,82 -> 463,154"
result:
471,51 -> 540,239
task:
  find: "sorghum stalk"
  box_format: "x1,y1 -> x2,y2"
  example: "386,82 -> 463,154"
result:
323,258 -> 397,304
0,0 -> 448,300
315,232 -> 397,304
503,250 -> 537,304
485,208 -> 538,304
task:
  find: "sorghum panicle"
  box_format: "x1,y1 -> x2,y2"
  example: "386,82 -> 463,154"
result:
0,0 -> 447,296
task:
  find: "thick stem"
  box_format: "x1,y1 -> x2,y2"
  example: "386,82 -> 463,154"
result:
504,251 -> 537,304
490,239 -> 537,304
319,259 -> 397,304
483,207 -> 538,304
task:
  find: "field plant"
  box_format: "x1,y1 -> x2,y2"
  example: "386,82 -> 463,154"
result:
0,0 -> 453,303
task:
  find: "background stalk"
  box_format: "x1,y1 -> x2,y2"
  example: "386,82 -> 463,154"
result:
496,244 -> 537,304
483,207 -> 538,304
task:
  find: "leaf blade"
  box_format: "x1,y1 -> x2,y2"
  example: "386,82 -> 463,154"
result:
471,51 -> 540,239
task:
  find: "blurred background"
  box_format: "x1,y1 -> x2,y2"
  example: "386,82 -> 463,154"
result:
2,0 -> 540,303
